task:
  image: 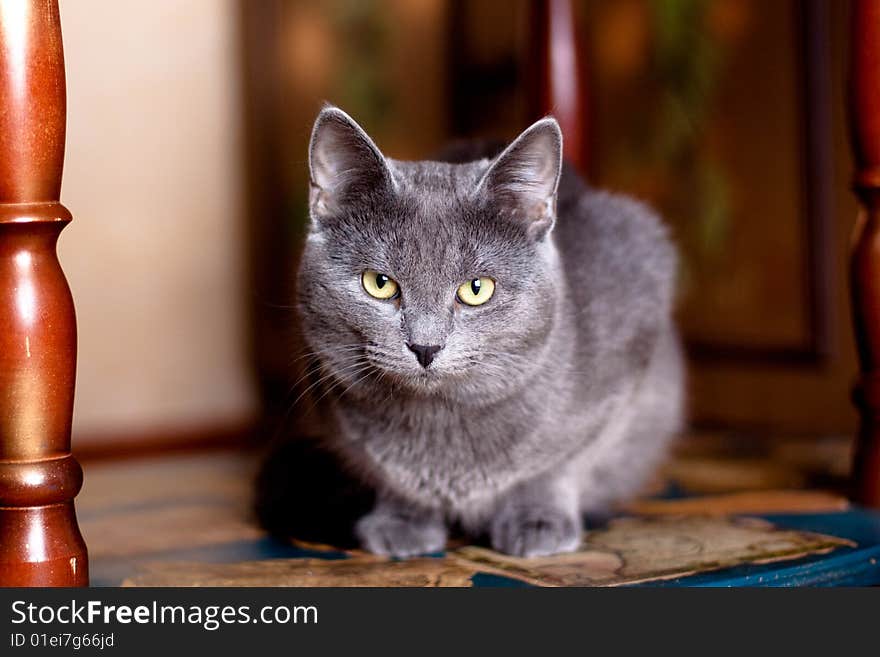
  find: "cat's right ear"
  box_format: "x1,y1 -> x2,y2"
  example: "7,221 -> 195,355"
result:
308,106 -> 395,225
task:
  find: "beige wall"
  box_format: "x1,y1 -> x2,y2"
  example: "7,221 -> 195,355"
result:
58,0 -> 257,443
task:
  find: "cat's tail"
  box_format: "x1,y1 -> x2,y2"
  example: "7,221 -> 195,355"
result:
254,436 -> 375,549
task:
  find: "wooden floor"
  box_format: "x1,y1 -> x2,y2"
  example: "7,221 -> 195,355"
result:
79,449 -> 263,586
75,435 -> 880,586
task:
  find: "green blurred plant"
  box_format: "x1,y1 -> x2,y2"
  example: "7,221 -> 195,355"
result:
287,0 -> 393,239
330,0 -> 392,134
614,0 -> 731,285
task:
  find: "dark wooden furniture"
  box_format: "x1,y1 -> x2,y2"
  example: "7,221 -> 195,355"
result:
0,0 -> 87,585
525,0 -> 880,505
850,0 -> 880,507
526,0 -> 589,174
0,0 -> 874,585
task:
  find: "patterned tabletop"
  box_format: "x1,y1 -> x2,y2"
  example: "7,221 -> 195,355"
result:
76,449 -> 880,587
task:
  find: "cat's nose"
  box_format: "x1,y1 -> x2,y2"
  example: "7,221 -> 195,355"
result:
407,343 -> 442,368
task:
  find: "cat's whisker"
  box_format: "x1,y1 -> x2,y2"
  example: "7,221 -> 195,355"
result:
307,362 -> 376,409
284,357 -> 371,415
293,350 -> 361,386
373,369 -> 396,408
333,367 -> 381,402
292,358 -> 368,399
282,352 -> 365,404
287,344 -> 364,368
272,356 -> 370,434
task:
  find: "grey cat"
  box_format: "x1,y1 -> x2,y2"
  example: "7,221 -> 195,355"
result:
292,106 -> 684,558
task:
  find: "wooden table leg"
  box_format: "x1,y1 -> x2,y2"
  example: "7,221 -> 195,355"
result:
849,0 -> 880,507
0,0 -> 87,585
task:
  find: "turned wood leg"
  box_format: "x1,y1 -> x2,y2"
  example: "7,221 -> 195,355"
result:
0,0 -> 87,585
526,0 -> 589,174
849,0 -> 880,507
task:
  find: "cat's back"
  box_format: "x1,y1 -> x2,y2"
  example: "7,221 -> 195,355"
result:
554,167 -> 678,347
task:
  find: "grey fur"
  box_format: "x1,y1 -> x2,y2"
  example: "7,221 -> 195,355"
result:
294,106 -> 684,557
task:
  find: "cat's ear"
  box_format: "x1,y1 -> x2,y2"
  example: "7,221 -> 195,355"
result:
476,118 -> 563,238
308,106 -> 395,223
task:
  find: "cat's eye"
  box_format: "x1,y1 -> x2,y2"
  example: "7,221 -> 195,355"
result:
362,270 -> 399,300
457,277 -> 495,306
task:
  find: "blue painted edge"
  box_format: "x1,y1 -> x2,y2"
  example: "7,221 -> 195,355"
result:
91,509 -> 880,587
637,509 -> 880,587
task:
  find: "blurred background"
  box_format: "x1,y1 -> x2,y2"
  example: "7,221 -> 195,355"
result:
55,0 -> 858,486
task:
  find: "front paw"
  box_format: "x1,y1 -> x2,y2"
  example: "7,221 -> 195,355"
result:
355,511 -> 447,557
490,506 -> 581,557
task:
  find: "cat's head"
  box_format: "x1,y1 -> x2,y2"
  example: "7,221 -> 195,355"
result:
297,106 -> 563,404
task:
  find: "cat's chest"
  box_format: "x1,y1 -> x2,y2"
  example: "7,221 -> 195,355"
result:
341,398 -> 524,459
334,397 -> 540,509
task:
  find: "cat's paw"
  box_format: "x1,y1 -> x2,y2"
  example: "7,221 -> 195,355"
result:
355,511 -> 447,557
490,506 -> 582,557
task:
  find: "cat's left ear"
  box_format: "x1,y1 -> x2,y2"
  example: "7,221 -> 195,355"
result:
476,118 -> 563,238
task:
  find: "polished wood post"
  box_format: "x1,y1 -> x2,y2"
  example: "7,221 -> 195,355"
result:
0,0 -> 87,585
526,0 -> 589,174
849,0 -> 880,507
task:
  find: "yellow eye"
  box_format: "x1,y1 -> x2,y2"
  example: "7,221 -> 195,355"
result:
457,277 -> 495,306
362,270 -> 399,300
